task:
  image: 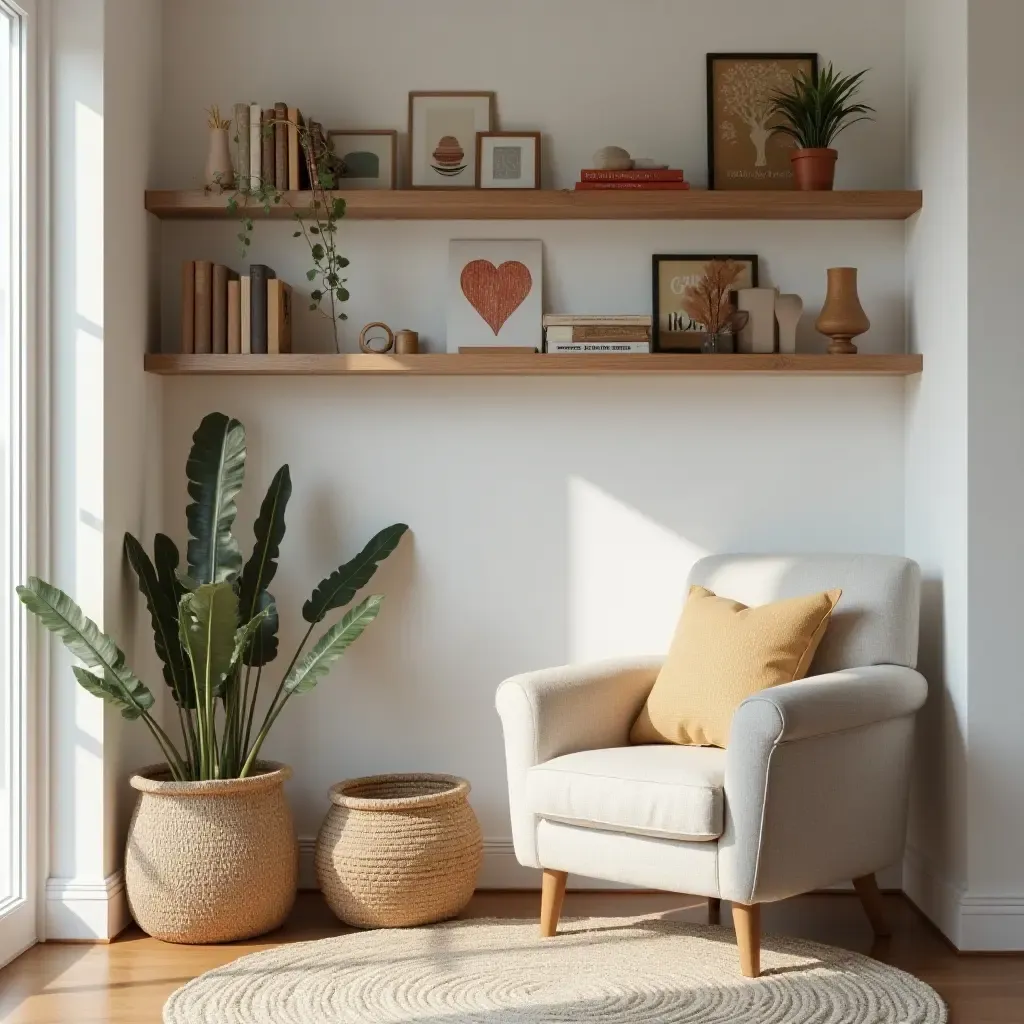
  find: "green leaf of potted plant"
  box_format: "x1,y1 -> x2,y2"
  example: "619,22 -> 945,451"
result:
17,411 -> 409,943
769,62 -> 876,191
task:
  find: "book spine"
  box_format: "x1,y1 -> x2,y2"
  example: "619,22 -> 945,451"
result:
542,315 -> 652,327
249,264 -> 275,354
546,341 -> 650,354
574,181 -> 691,190
211,264 -> 229,354
234,104 -> 250,191
240,275 -> 251,354
249,105 -> 262,190
573,326 -> 650,341
267,280 -> 294,354
287,107 -> 301,190
274,102 -> 288,190
280,282 -> 292,354
261,109 -> 275,195
227,278 -> 241,354
580,169 -> 684,182
181,261 -> 195,353
194,261 -> 213,354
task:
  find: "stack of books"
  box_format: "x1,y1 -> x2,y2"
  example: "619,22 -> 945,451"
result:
232,102 -> 325,192
543,315 -> 652,354
182,261 -> 292,356
574,168 -> 689,191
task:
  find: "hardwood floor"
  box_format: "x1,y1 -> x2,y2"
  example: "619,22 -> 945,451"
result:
0,891 -> 1021,1022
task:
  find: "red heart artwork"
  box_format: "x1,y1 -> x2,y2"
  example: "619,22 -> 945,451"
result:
460,259 -> 533,336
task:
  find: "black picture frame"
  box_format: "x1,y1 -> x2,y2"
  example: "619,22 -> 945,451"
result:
652,254 -> 760,352
706,52 -> 819,191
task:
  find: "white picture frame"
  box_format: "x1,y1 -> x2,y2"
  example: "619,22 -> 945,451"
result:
447,240 -> 543,352
408,92 -> 495,189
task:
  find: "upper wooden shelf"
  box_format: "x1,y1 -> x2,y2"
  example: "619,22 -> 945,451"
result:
145,189 -> 923,222
144,353 -> 922,376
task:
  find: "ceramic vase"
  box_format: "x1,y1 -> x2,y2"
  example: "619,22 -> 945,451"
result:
775,293 -> 804,354
816,268 -> 870,354
205,127 -> 235,191
791,147 -> 838,191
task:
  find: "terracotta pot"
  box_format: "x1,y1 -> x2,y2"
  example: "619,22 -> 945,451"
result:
791,148 -> 838,191
125,761 -> 297,943
816,267 -> 870,354
204,127 -> 235,191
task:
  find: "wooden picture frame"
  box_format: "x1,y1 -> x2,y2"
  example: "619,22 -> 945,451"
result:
407,91 -> 496,190
706,53 -> 818,190
327,130 -> 398,190
652,253 -> 759,352
476,131 -> 542,189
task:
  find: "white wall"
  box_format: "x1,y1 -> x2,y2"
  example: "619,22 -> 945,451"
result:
155,0 -> 911,887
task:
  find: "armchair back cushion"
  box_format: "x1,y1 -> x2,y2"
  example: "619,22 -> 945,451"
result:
687,554 -> 921,673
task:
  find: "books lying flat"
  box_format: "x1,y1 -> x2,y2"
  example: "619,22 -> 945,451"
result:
575,181 -> 690,190
547,341 -> 650,354
543,314 -> 652,328
580,168 -> 684,182
546,325 -> 650,343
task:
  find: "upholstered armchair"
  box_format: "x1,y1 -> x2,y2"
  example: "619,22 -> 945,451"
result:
496,555 -> 926,978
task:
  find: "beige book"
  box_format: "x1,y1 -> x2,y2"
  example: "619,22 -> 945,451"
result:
267,279 -> 293,354
240,275 -> 251,354
287,107 -> 301,190
227,278 -> 241,354
193,260 -> 213,354
181,261 -> 195,353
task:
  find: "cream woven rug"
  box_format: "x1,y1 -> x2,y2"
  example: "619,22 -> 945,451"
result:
163,915 -> 947,1023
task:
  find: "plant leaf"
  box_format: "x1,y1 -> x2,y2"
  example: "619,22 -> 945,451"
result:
232,604 -> 274,667
285,595 -> 383,695
72,665 -> 155,721
178,583 -> 240,700
302,524 -> 408,624
185,412 -> 246,585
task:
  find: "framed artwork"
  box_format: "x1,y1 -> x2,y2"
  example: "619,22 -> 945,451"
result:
327,130 -> 397,190
408,91 -> 495,189
476,131 -> 541,189
707,53 -> 818,190
447,239 -> 542,352
652,254 -> 759,352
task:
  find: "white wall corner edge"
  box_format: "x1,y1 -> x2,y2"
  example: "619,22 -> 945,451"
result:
44,872 -> 131,941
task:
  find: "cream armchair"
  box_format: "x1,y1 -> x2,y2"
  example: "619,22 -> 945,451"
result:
496,555 -> 926,978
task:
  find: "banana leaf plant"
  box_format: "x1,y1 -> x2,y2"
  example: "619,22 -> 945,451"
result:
17,411 -> 408,781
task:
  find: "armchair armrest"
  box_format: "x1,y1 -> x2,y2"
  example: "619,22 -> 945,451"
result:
721,664 -> 928,904
496,657 -> 662,868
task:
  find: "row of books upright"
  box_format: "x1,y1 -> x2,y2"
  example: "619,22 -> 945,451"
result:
573,168 -> 690,191
543,314 -> 652,353
181,261 -> 292,355
232,102 -> 325,192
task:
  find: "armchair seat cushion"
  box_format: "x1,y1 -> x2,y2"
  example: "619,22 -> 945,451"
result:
526,745 -> 725,842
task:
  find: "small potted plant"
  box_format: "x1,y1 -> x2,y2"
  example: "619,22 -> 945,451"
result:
18,412 -> 408,943
770,62 -> 875,191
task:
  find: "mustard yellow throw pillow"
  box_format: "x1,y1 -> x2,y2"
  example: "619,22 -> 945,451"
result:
630,585 -> 842,748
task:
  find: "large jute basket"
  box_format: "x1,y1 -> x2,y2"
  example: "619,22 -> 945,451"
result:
125,761 -> 298,944
315,773 -> 482,928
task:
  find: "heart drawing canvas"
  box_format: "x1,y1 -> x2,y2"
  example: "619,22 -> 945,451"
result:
447,240 -> 543,352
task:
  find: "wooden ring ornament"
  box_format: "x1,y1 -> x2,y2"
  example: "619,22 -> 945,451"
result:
359,322 -> 395,353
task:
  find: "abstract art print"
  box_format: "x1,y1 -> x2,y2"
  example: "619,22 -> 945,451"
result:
447,240 -> 543,351
408,92 -> 495,188
327,130 -> 397,190
477,132 -> 541,189
707,53 -> 817,190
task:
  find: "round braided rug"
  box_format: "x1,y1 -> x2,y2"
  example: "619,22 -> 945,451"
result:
163,915 -> 947,1023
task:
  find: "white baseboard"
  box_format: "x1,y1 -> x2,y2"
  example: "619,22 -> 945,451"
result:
44,871 -> 131,941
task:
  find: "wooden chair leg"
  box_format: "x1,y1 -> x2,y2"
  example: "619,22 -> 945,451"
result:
539,869 -> 568,938
707,897 -> 721,925
732,902 -> 761,978
853,873 -> 892,937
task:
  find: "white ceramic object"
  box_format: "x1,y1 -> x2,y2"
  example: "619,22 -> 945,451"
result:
775,293 -> 804,354
631,158 -> 668,169
736,288 -> 778,354
592,146 -> 632,171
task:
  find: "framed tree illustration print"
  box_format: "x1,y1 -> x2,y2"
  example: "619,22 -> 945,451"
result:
707,53 -> 817,190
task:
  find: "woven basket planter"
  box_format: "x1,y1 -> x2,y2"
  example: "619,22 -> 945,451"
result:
125,761 -> 298,944
315,773 -> 482,928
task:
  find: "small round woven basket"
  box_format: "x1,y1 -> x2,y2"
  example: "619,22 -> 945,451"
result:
315,773 -> 482,928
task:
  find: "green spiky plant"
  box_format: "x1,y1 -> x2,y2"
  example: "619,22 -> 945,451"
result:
769,62 -> 875,150
17,412 -> 408,781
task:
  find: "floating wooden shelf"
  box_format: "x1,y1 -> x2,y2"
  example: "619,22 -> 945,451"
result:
144,353 -> 922,376
145,189 -> 922,222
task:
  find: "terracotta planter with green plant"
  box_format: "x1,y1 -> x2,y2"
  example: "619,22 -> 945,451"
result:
17,412 -> 408,942
770,63 -> 875,191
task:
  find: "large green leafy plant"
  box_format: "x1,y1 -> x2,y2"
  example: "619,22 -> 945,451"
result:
17,412 -> 407,781
769,62 -> 875,150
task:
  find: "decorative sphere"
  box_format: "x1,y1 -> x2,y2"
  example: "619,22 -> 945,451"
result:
592,146 -> 632,170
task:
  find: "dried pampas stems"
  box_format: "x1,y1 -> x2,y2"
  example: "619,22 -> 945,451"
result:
206,104 -> 231,131
681,259 -> 745,335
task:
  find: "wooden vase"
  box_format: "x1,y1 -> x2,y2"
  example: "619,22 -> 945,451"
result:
791,148 -> 837,191
816,267 -> 869,354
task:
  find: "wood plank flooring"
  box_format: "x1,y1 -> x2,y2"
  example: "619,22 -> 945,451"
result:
1,891 -> 1021,1023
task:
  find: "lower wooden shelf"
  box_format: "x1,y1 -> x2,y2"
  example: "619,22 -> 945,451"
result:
144,352 -> 922,376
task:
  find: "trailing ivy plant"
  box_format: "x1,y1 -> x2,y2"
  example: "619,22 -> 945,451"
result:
17,411 -> 408,781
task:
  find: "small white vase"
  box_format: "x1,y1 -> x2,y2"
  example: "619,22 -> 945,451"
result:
205,127 -> 235,191
775,293 -> 804,354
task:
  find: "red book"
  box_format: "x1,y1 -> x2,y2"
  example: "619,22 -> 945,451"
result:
580,168 -> 684,182
574,181 -> 691,190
